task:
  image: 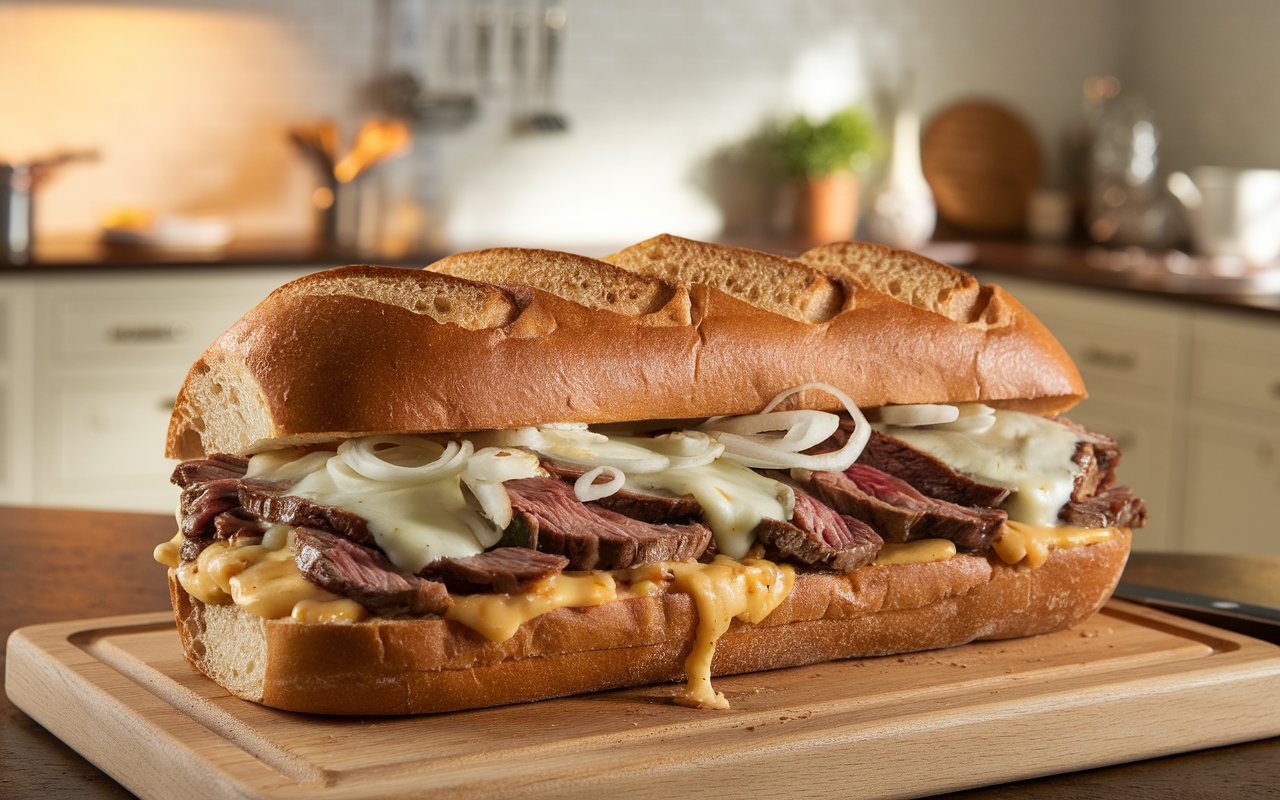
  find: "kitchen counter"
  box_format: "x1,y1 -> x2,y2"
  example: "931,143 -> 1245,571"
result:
2,506 -> 1278,799
6,237 -> 1280,317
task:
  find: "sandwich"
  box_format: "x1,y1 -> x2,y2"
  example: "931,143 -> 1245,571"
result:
154,234 -> 1145,715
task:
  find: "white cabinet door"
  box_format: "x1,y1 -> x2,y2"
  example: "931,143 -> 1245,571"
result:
1181,416 -> 1280,556
0,277 -> 35,504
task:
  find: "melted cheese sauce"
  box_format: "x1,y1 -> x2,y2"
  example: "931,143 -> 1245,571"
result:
874,538 -> 957,565
993,521 -> 1116,568
445,573 -> 618,641
623,556 -> 795,710
879,409 -> 1086,527
168,531 -> 364,623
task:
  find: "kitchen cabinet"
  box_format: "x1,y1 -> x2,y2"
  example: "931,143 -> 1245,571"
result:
978,273 -> 1280,555
4,267 -> 318,512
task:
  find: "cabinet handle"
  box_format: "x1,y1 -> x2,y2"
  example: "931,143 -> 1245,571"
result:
1079,346 -> 1137,371
109,324 -> 181,344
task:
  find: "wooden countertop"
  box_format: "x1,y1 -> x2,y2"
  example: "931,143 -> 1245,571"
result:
2,506 -> 1278,798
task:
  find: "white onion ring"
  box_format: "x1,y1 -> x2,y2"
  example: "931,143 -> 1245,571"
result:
701,409 -> 838,453
337,435 -> 472,483
878,404 -> 960,427
702,383 -> 871,471
574,466 -> 625,502
465,447 -> 542,483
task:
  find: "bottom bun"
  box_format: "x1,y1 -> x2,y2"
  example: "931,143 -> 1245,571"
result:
168,529 -> 1131,715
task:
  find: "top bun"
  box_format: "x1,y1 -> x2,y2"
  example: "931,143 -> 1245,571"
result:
165,238 -> 1085,459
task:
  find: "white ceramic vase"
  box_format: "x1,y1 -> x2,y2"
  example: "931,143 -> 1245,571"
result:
865,87 -> 936,249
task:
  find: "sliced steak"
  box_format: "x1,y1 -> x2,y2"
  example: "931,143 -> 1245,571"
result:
293,527 -> 451,616
799,465 -> 1006,550
500,477 -> 712,569
753,489 -> 882,571
1056,419 -> 1123,502
421,547 -> 570,594
238,485 -> 375,546
213,509 -> 264,541
540,459 -> 703,523
171,454 -> 250,488
1060,485 -> 1147,529
179,478 -> 243,541
858,431 -> 1012,507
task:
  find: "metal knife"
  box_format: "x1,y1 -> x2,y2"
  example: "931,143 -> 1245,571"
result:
1113,581 -> 1280,644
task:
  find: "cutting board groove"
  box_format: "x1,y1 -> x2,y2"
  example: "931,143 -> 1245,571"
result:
7,601 -> 1280,800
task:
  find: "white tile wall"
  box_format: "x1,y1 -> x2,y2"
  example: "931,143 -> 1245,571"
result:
1,0 -> 1275,250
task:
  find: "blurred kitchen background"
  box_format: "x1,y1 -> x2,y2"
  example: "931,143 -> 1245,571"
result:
2,0 -> 1278,554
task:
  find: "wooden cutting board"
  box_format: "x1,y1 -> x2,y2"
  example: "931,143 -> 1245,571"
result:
7,601 -> 1280,800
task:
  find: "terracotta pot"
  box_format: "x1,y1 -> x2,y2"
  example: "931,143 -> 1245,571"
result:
794,172 -> 859,245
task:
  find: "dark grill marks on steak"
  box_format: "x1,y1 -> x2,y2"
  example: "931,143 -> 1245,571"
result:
753,489 -> 882,572
858,432 -> 1011,507
539,459 -> 703,523
292,527 -> 451,616
800,465 -> 1006,550
421,547 -> 570,594
238,485 -> 375,546
1060,485 -> 1147,529
500,477 -> 713,569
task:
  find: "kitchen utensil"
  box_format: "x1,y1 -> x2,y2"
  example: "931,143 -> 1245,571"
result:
475,4 -> 495,92
1113,581 -> 1280,644
921,101 -> 1041,234
1167,167 -> 1280,265
1,149 -> 97,264
521,3 -> 568,133
11,602 -> 1280,798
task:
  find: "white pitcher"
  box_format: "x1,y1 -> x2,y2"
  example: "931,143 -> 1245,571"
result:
1167,166 -> 1280,265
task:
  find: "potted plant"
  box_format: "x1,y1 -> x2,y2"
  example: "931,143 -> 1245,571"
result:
768,107 -> 879,244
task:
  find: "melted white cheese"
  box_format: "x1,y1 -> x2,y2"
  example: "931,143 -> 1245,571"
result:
878,408 -> 1083,527
248,450 -> 486,573
626,459 -> 794,559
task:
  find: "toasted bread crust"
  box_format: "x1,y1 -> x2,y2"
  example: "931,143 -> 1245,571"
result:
169,530 -> 1130,715
166,240 -> 1084,458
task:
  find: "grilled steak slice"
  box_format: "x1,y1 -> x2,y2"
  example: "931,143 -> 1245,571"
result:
858,432 -> 1012,507
800,465 -> 1006,549
754,489 -> 882,571
540,459 -> 703,523
238,485 -> 375,546
1056,419 -> 1123,502
179,478 -> 243,542
422,547 -> 570,594
500,477 -> 712,569
293,527 -> 451,616
1060,485 -> 1147,529
171,454 -> 251,488
213,509 -> 264,541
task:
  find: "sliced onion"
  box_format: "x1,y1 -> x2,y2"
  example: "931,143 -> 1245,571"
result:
466,479 -> 515,529
878,404 -> 960,427
465,447 -> 542,483
701,383 -> 871,471
574,466 -> 625,502
628,431 -> 724,470
932,413 -> 997,434
337,435 -> 472,483
701,409 -> 838,453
